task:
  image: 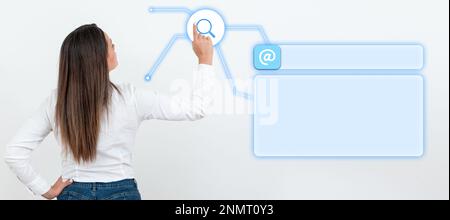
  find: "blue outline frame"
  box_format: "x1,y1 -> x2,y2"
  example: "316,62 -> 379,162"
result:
251,42 -> 426,159
251,74 -> 426,160
254,42 -> 424,69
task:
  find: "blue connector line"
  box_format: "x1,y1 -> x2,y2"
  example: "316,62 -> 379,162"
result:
145,7 -> 270,100
225,25 -> 270,43
147,6 -> 192,15
144,34 -> 185,81
215,45 -> 237,95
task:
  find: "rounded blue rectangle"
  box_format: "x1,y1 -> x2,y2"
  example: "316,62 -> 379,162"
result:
253,44 -> 281,70
253,75 -> 424,157
278,44 -> 424,70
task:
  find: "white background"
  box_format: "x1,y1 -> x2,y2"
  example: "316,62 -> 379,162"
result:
0,0 -> 448,199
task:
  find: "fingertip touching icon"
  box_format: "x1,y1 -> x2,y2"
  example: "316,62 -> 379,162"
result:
187,9 -> 225,46
196,19 -> 215,38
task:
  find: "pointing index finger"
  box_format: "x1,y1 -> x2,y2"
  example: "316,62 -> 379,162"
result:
193,23 -> 198,40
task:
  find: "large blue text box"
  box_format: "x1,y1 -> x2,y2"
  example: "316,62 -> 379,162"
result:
253,75 -> 424,157
280,44 -> 424,70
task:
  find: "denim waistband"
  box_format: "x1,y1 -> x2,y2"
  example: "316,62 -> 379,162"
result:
70,178 -> 137,189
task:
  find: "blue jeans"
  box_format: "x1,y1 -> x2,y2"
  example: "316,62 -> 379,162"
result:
57,179 -> 141,200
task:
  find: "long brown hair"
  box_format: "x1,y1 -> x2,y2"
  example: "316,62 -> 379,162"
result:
56,24 -> 118,163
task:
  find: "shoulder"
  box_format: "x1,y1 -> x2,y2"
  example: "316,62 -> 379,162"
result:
114,82 -> 159,99
114,82 -> 137,98
47,89 -> 58,108
37,89 -> 58,124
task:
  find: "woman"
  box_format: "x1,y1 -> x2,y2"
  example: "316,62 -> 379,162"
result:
4,24 -> 214,200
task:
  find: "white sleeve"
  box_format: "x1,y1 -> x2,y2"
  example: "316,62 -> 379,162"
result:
135,64 -> 214,121
4,96 -> 53,196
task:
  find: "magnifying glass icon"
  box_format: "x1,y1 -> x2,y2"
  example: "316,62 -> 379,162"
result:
196,19 -> 216,38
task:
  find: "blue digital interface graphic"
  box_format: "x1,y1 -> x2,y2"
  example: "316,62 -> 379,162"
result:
252,44 -> 425,157
145,6 -> 269,100
253,44 -> 281,70
146,6 -> 425,157
253,75 -> 424,157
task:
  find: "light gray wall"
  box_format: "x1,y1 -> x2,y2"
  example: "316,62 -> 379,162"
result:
0,0 -> 448,199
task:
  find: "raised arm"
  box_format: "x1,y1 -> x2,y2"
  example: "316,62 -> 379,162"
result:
135,24 -> 215,121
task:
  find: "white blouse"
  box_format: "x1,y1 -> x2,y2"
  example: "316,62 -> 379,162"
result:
4,64 -> 215,196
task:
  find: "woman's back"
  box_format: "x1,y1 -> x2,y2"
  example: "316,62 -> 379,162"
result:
53,83 -> 138,182
4,23 -> 214,199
